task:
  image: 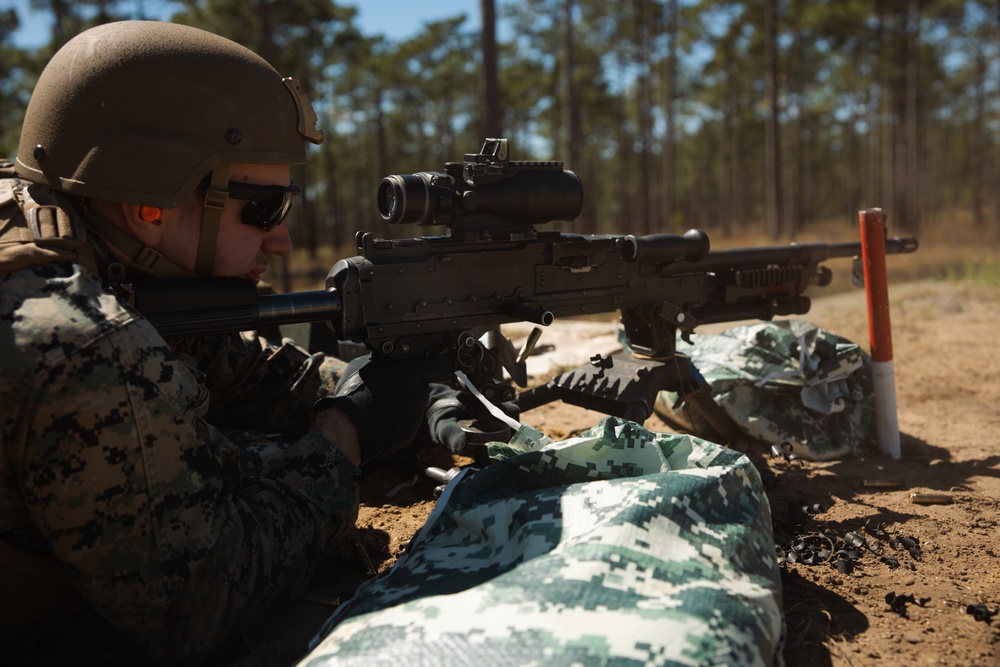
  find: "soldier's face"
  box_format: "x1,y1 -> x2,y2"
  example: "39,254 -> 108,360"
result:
167,163 -> 295,283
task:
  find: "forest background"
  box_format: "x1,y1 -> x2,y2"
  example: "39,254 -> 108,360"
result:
1,0 -> 998,292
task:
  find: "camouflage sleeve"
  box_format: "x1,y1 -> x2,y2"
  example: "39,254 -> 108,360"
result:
11,307 -> 359,662
169,332 -> 348,437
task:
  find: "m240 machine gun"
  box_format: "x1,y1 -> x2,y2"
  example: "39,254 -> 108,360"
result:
134,139 -> 918,444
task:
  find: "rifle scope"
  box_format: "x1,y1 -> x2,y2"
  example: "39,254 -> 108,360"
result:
377,139 -> 583,228
378,169 -> 583,227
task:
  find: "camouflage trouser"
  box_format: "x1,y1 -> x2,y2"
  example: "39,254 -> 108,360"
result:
298,417 -> 784,667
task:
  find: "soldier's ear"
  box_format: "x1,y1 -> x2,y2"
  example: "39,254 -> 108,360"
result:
121,204 -> 166,247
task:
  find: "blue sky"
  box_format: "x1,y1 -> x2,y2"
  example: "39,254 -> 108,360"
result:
5,0 -> 485,48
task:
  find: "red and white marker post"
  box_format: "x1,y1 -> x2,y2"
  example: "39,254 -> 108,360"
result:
859,208 -> 901,459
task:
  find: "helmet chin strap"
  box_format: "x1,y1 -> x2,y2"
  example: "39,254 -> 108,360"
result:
194,164 -> 231,276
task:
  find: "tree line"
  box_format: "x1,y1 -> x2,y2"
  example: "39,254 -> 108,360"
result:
2,0 -> 998,256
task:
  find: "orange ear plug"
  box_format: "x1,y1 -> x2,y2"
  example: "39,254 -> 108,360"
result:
139,206 -> 162,222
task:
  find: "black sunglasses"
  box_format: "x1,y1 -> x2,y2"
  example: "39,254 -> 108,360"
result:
198,177 -> 301,232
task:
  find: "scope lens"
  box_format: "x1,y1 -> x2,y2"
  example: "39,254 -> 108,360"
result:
376,174 -> 435,225
377,178 -> 402,223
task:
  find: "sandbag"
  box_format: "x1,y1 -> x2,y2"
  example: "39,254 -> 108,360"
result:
299,417 -> 784,667
655,320 -> 874,462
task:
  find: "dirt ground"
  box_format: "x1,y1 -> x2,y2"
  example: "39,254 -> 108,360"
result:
738,280 -> 1000,667
305,278 -> 1000,667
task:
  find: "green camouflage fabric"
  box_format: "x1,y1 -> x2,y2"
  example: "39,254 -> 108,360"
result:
1,215 -> 358,664
300,417 -> 784,667
653,320 -> 874,462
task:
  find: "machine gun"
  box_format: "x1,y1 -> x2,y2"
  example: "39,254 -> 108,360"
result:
134,139 -> 918,444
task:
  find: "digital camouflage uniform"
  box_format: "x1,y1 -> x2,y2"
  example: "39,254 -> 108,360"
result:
300,417 -> 785,667
0,171 -> 358,663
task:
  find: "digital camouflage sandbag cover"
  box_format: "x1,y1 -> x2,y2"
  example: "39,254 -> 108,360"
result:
299,417 -> 784,667
654,320 -> 874,462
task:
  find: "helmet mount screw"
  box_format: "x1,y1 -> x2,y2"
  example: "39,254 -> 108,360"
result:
33,145 -> 46,160
226,129 -> 242,145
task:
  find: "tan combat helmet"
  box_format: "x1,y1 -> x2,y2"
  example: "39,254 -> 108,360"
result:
16,20 -> 325,276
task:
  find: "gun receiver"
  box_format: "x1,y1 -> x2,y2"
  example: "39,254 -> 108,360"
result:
134,139 -> 918,442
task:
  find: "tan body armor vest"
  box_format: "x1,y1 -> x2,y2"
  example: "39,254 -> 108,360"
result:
0,160 -> 97,277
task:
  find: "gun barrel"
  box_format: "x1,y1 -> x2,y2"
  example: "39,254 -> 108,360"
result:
824,236 -> 919,258
691,236 -> 918,271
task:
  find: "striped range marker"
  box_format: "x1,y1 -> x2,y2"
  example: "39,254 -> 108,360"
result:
859,208 -> 901,460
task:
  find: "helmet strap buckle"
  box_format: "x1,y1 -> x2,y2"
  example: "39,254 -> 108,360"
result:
194,164 -> 231,276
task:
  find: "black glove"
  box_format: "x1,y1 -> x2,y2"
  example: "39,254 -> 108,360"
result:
316,353 -> 452,464
424,382 -> 520,454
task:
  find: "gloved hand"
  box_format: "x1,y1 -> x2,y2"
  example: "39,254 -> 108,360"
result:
424,382 -> 520,453
315,353 -> 452,464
